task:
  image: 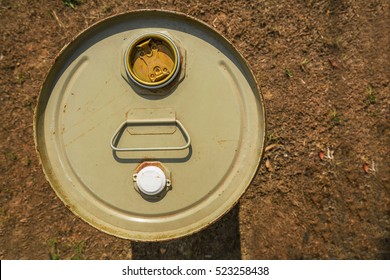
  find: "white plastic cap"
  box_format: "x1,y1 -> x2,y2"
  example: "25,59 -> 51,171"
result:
136,166 -> 166,196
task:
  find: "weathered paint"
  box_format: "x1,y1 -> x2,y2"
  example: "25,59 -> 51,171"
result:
34,10 -> 266,241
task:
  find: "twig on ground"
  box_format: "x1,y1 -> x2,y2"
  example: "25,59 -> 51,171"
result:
52,11 -> 64,29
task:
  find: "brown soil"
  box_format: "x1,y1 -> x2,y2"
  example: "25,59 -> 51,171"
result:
0,0 -> 389,260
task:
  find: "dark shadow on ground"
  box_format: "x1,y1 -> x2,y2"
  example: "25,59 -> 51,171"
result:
377,237 -> 390,260
131,204 -> 241,259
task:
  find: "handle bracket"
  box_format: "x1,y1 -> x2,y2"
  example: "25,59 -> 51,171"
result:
110,119 -> 191,152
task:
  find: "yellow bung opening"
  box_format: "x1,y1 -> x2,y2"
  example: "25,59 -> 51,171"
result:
125,33 -> 180,88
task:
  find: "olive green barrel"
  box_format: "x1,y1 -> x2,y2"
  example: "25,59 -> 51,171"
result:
34,10 -> 266,241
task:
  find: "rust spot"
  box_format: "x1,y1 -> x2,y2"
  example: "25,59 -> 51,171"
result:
134,161 -> 164,173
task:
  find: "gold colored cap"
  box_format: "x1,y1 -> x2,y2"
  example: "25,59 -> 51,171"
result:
125,33 -> 180,89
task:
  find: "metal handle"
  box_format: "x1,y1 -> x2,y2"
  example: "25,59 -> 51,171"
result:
110,119 -> 191,152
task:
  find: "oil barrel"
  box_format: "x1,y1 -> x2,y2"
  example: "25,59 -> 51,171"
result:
34,10 -> 266,241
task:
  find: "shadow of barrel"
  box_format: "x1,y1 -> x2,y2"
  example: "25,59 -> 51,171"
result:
131,204 -> 241,259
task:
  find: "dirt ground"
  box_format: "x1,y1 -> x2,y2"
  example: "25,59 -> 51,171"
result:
0,0 -> 389,260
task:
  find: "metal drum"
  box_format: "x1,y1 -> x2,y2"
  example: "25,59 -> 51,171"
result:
34,10 -> 266,241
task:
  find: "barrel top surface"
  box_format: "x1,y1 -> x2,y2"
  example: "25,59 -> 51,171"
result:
35,10 -> 266,241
